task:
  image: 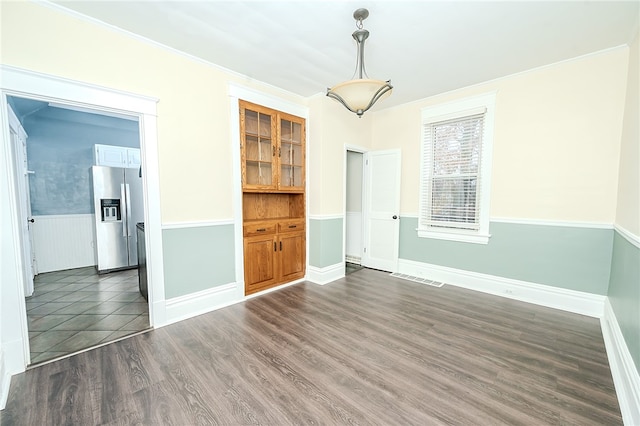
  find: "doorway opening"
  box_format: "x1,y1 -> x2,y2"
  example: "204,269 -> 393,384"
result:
6,94 -> 149,366
345,149 -> 365,275
345,148 -> 402,274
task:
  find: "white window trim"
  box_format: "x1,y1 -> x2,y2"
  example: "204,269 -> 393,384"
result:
418,92 -> 496,244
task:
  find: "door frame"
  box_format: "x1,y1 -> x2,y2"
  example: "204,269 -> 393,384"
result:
0,65 -> 166,375
343,145 -> 367,268
7,103 -> 35,296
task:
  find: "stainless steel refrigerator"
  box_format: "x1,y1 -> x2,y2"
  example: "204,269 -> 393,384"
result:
91,165 -> 144,273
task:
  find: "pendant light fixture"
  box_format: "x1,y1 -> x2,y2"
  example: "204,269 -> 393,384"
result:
326,8 -> 392,118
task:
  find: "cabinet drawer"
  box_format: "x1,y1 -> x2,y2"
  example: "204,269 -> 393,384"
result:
278,220 -> 305,233
243,223 -> 277,237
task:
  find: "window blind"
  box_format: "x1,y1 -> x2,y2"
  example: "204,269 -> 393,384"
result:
421,112 -> 485,231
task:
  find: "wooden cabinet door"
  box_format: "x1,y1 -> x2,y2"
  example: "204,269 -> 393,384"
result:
278,232 -> 305,282
244,234 -> 278,294
240,102 -> 277,190
278,114 -> 305,191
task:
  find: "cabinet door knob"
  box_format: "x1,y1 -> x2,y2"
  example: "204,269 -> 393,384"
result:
392,215 -> 398,220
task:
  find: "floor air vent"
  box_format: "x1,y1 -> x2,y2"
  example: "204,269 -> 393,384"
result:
390,273 -> 445,288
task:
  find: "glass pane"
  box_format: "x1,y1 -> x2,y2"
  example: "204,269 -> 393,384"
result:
432,119 -> 481,177
292,122 -> 302,143
280,142 -> 291,165
280,165 -> 302,187
281,119 -> 292,142
246,161 -> 272,186
290,144 -> 302,166
280,143 -> 302,166
246,161 -> 259,185
430,177 -> 477,223
291,166 -> 302,186
245,135 -> 259,161
259,113 -> 271,138
245,110 -> 258,135
259,139 -> 272,162
259,163 -> 272,185
281,165 -> 291,187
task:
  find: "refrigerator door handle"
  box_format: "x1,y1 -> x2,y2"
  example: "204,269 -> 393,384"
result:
121,183 -> 127,237
125,183 -> 132,237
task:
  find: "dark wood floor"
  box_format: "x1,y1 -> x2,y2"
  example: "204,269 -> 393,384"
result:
1,268 -> 622,425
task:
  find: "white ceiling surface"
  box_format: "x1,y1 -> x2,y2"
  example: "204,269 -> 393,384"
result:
51,1 -> 639,109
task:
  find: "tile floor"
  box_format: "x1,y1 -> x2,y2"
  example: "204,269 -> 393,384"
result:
26,266 -> 150,365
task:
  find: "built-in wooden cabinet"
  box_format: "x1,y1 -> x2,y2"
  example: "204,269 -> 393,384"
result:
243,221 -> 305,292
240,101 -> 305,192
240,101 -> 306,295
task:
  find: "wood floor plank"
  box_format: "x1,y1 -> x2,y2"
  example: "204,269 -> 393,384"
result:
1,268 -> 622,425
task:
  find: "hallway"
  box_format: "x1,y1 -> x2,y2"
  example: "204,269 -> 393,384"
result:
26,267 -> 149,365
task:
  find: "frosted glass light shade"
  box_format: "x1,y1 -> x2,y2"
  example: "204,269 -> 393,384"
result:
327,78 -> 393,117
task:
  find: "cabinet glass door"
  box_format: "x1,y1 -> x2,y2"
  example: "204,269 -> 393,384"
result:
279,118 -> 304,189
244,108 -> 274,187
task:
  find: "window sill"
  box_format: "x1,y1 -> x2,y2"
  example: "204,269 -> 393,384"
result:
417,229 -> 491,245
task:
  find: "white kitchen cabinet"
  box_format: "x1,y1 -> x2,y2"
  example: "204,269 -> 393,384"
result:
95,144 -> 141,168
126,147 -> 141,168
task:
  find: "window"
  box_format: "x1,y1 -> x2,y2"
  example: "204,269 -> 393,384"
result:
419,93 -> 496,244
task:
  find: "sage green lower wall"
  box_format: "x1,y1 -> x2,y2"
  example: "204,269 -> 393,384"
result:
309,218 -> 343,268
162,224 -> 235,299
607,230 -> 640,372
399,217 -> 613,295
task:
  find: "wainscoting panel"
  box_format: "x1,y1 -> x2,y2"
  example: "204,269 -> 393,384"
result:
161,224 -> 236,299
32,214 -> 96,273
399,217 -> 614,295
309,216 -> 343,269
345,211 -> 362,263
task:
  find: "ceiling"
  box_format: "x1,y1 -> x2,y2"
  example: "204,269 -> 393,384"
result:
8,96 -> 139,131
40,1 -> 640,110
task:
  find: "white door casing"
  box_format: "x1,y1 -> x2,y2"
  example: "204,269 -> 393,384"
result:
1,65 -> 164,383
7,104 -> 35,296
362,149 -> 401,272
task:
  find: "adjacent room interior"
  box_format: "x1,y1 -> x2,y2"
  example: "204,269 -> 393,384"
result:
6,96 -> 151,365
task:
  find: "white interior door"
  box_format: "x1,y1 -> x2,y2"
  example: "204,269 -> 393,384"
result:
8,104 -> 36,296
362,149 -> 401,272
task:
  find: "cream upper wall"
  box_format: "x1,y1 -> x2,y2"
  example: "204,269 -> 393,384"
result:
371,47 -> 629,223
3,2 -> 632,224
615,31 -> 640,236
1,1 -> 306,223
308,95 -> 371,216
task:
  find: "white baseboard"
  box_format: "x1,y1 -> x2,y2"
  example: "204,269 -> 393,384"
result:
164,282 -> 240,326
244,278 -> 305,300
398,259 -> 605,318
0,347 -> 7,410
0,337 -> 27,410
307,263 -> 345,285
150,299 -> 167,328
601,299 -> 640,425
